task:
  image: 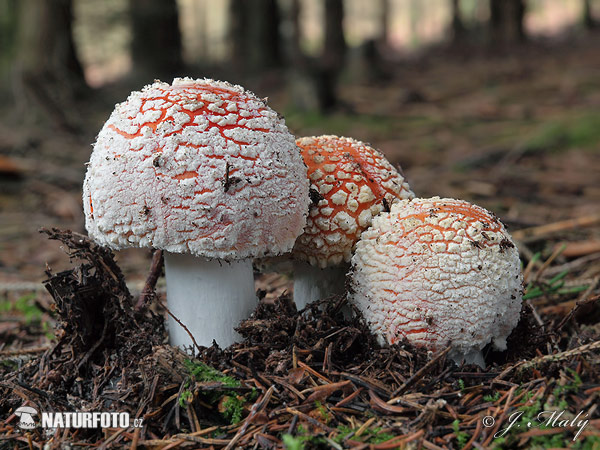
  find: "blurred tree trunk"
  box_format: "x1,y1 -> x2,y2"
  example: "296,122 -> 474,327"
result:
248,0 -> 282,71
14,0 -> 86,132
323,0 -> 346,68
129,0 -> 183,81
358,0 -> 392,83
289,0 -> 303,64
311,0 -> 346,111
0,0 -> 19,97
450,0 -> 466,42
490,0 -> 526,45
583,0 -> 597,29
378,0 -> 391,46
285,0 -> 346,112
229,0 -> 282,75
229,0 -> 247,70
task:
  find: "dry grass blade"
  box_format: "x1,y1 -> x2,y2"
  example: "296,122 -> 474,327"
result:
520,340 -> 600,370
512,213 -> 600,243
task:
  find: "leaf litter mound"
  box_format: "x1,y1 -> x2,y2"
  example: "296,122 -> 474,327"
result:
0,229 -> 599,449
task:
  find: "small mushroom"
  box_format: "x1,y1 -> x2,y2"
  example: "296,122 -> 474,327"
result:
349,197 -> 523,366
292,135 -> 413,308
83,78 -> 309,349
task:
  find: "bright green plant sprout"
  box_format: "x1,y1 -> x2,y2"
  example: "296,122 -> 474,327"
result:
523,266 -> 588,301
483,391 -> 501,403
452,419 -> 470,448
282,433 -> 304,450
333,424 -> 396,445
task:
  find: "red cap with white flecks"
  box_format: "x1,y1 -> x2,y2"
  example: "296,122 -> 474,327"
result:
293,135 -> 414,268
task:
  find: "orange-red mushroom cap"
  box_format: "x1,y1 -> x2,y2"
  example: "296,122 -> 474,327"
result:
83,78 -> 309,260
293,135 -> 414,268
350,197 -> 523,356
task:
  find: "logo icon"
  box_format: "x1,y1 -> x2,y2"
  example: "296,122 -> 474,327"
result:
14,406 -> 38,430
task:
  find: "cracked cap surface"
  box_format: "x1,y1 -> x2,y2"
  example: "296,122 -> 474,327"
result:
349,197 -> 523,356
84,78 -> 309,260
293,135 -> 414,268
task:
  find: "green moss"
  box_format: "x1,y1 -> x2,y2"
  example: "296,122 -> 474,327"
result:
282,423 -> 397,449
221,395 -> 244,424
178,360 -> 248,424
179,389 -> 193,408
178,360 -> 262,425
184,359 -> 241,387
314,401 -> 330,423
572,435 -> 600,450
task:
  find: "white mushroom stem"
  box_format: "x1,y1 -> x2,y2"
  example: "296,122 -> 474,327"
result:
451,349 -> 486,368
164,252 -> 256,349
293,262 -> 348,309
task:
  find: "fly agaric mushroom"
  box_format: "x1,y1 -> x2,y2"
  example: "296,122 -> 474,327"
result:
83,78 -> 309,349
292,135 -> 414,308
349,197 -> 522,366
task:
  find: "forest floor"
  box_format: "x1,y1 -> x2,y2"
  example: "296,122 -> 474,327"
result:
0,37 -> 599,448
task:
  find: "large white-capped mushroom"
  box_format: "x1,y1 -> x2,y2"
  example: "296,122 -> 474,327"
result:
349,197 -> 523,366
83,78 -> 309,349
292,135 -> 414,308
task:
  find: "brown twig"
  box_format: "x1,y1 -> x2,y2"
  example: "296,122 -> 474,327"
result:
0,346 -> 51,356
135,250 -> 164,311
554,288 -> 600,332
511,213 -> 600,243
164,307 -> 203,354
129,427 -> 141,450
520,339 -> 600,370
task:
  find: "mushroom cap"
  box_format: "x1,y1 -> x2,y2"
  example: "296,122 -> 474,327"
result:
349,197 -> 523,356
83,78 -> 309,260
292,135 -> 414,268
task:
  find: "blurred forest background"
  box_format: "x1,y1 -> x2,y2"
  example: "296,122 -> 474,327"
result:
0,0 -> 599,288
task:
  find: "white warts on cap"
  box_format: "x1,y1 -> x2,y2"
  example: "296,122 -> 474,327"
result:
83,77 -> 309,261
349,197 -> 523,363
293,135 -> 414,269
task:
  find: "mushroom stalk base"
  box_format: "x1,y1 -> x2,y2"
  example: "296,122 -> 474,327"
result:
164,253 -> 256,350
293,262 -> 349,309
450,349 -> 486,368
